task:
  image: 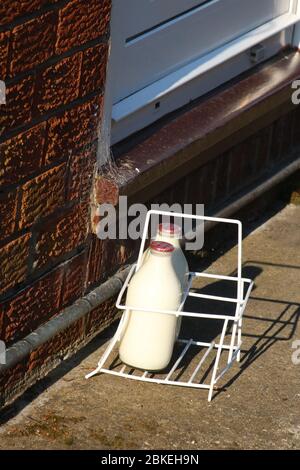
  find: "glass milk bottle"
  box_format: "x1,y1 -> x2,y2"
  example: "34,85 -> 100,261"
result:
119,241 -> 182,371
142,223 -> 189,290
156,223 -> 189,291
156,223 -> 189,338
141,223 -> 189,337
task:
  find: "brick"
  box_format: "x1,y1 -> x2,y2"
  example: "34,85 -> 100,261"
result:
2,265 -> 63,344
279,112 -> 294,161
0,75 -> 35,134
0,1 -> 59,27
94,175 -> 119,205
214,152 -> 230,203
0,189 -> 19,240
228,137 -> 258,195
68,144 -> 96,202
152,185 -> 175,207
118,239 -> 139,266
202,160 -> 217,208
0,122 -> 46,187
150,186 -> 177,211
292,107 -> 300,148
45,95 -> 103,164
0,31 -> 10,80
0,233 -> 30,296
19,163 -> 67,229
86,236 -> 103,287
255,126 -> 272,174
184,171 -> 199,207
56,0 -> 111,54
184,161 -> 216,208
62,251 -> 87,307
0,309 -> 4,340
85,297 -> 118,338
10,11 -> 57,75
37,53 -> 82,114
170,176 -> 187,206
35,203 -> 89,269
29,318 -> 84,371
270,114 -> 293,164
81,43 -> 108,96
86,237 -> 136,288
0,360 -> 28,401
228,149 -> 244,195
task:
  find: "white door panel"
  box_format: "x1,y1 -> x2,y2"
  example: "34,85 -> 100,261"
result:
107,0 -> 299,143
112,0 -> 204,39
111,0 -> 291,103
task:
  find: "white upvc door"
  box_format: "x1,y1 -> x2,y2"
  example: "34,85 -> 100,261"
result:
107,0 -> 300,144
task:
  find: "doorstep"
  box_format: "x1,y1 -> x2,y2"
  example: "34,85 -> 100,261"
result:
94,49 -> 300,209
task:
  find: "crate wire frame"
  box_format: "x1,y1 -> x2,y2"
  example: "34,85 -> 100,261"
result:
86,210 -> 254,401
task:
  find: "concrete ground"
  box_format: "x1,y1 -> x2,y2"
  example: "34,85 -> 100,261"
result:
0,203 -> 299,450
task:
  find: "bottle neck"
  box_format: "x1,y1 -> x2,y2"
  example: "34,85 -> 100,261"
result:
148,250 -> 173,266
156,233 -> 181,249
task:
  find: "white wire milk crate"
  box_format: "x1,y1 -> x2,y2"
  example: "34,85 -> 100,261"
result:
86,210 -> 254,402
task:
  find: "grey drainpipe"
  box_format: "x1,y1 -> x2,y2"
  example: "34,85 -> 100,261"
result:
0,157 -> 299,374
0,266 -> 131,373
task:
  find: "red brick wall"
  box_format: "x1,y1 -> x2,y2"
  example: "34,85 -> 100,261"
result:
0,2 -> 112,367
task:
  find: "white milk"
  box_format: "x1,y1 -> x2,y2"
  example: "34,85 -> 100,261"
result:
119,241 -> 182,371
156,224 -> 189,338
142,224 -> 189,337
156,223 -> 189,291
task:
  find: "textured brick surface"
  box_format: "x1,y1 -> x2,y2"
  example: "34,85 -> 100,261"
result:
0,189 -> 19,240
214,152 -> 230,202
0,31 -> 10,80
10,11 -> 57,75
0,0 -> 112,406
0,1 -> 59,27
94,175 -> 119,205
149,112 -> 299,217
86,237 -> 113,288
0,360 -> 28,402
0,311 -> 4,340
85,297 -> 118,338
292,107 -> 300,148
68,145 -> 96,202
86,237 -> 137,289
86,236 -> 103,288
19,164 -> 67,229
28,318 -> 85,371
270,113 -> 294,164
56,0 -> 111,54
169,178 -> 186,206
45,95 -> 103,164
81,43 -> 108,96
35,204 -> 88,269
2,266 -> 63,344
199,160 -> 217,207
37,53 -> 82,114
0,75 -> 35,133
255,127 -> 272,174
0,123 -> 46,187
229,137 -> 258,195
184,161 -> 216,208
62,251 -> 87,307
0,234 -> 31,296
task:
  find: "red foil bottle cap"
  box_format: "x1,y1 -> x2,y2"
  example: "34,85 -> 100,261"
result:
158,223 -> 181,236
150,241 -> 174,253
